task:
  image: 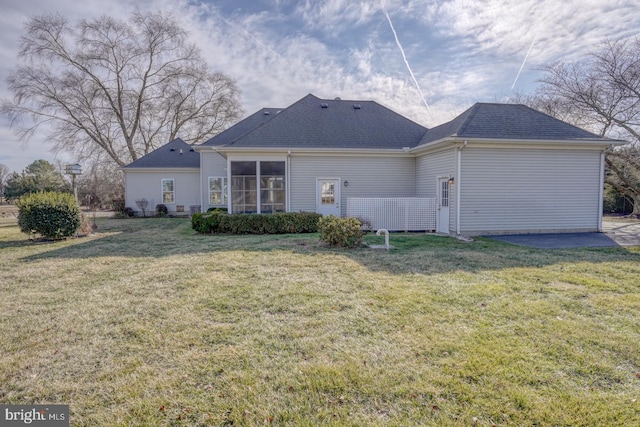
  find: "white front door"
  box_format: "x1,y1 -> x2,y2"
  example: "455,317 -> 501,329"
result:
316,178 -> 341,216
437,178 -> 450,234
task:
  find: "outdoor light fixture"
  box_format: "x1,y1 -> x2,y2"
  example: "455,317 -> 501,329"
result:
448,176 -> 455,185
344,180 -> 349,187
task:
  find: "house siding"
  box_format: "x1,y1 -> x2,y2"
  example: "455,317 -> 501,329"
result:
289,155 -> 415,216
124,170 -> 200,215
416,148 -> 456,232
460,147 -> 602,234
200,151 -> 228,211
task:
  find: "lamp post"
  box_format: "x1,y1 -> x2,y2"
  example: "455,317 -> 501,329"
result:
64,163 -> 82,203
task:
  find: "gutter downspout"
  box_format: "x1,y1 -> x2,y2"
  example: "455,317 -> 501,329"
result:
456,140 -> 468,235
226,157 -> 232,213
287,150 -> 292,212
199,151 -> 203,213
598,150 -> 605,232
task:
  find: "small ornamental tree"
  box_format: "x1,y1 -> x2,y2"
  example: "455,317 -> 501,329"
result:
135,198 -> 149,217
17,191 -> 82,239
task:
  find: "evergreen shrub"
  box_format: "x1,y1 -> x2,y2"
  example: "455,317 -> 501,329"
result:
191,211 -> 321,234
317,215 -> 363,248
155,204 -> 168,217
17,191 -> 82,239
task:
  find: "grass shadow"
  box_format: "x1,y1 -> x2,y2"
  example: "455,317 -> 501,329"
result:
15,218 -> 640,276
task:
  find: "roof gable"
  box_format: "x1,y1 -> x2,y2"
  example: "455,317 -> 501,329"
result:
218,94 -> 428,150
419,103 -> 609,145
123,138 -> 199,169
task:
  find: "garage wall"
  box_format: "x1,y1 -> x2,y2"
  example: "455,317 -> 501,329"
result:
289,155 -> 415,216
124,169 -> 200,215
460,147 -> 602,234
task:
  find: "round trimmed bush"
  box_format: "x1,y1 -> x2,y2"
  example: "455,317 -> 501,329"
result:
318,215 -> 363,248
17,191 -> 82,239
123,207 -> 136,217
155,204 -> 168,217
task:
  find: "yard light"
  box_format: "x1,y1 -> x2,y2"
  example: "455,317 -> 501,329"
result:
65,163 -> 82,203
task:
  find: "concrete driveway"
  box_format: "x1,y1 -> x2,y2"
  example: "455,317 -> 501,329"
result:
485,220 -> 640,249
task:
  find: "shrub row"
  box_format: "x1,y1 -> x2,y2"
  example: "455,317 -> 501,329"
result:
192,211 -> 321,234
17,191 -> 82,239
318,215 -> 364,248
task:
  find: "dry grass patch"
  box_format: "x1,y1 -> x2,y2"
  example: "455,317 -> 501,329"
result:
1,218 -> 639,426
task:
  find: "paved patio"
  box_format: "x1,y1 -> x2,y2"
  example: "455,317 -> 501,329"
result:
485,220 -> 640,249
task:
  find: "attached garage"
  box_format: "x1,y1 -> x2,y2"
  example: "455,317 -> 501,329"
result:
413,102 -> 623,236
458,145 -> 604,235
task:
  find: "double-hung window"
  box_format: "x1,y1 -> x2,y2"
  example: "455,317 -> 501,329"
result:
161,179 -> 175,204
209,177 -> 227,206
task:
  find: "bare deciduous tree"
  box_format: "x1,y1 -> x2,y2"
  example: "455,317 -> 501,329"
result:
0,163 -> 10,204
77,162 -> 125,210
516,39 -> 640,215
2,11 -> 242,167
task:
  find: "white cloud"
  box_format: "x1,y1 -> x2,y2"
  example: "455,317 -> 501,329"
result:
294,0 -> 384,32
412,0 -> 640,62
2,0 -> 640,172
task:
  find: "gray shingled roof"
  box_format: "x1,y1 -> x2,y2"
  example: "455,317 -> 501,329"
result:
123,138 -> 199,168
200,108 -> 280,146
125,97 -> 619,169
419,103 -> 608,145
212,94 -> 427,149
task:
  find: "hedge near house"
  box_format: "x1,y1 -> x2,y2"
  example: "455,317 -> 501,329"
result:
192,211 -> 321,234
17,191 -> 82,239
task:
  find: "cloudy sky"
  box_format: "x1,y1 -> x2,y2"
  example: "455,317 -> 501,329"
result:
1,0 -> 639,172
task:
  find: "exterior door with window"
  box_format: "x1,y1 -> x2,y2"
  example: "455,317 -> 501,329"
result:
437,178 -> 450,233
316,179 -> 340,216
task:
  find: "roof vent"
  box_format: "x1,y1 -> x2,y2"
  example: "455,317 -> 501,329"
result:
170,148 -> 175,152
320,103 -> 329,109
353,104 -> 361,109
335,97 -> 341,100
264,111 -> 270,116
190,147 -> 195,152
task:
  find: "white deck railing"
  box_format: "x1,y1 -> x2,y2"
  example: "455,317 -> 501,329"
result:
346,197 -> 437,232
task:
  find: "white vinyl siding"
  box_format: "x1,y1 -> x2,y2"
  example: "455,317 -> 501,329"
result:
124,170 -> 199,214
289,155 -> 415,216
460,148 -> 602,234
416,149 -> 456,232
200,151 -> 228,210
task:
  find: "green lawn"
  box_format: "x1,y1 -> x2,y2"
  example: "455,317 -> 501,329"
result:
1,218 -> 639,426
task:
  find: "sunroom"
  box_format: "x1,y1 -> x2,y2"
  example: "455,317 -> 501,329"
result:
226,159 -> 287,214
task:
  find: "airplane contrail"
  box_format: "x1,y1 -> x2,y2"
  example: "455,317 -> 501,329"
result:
511,38 -> 536,91
383,8 -> 432,115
